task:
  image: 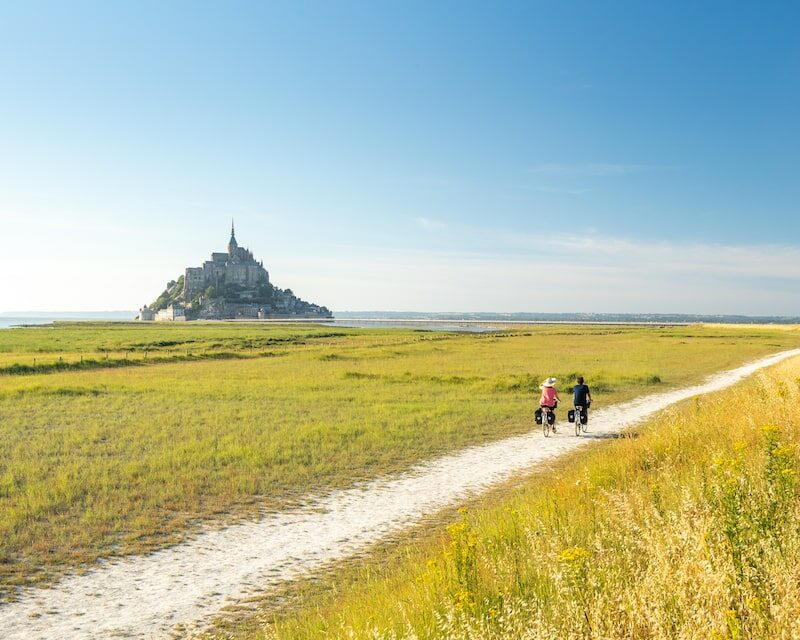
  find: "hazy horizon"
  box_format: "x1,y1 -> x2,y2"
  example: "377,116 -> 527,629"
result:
3,310 -> 799,321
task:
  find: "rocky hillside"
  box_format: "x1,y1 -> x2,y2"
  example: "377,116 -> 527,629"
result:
150,275 -> 331,319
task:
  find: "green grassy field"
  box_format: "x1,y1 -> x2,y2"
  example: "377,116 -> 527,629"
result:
224,354 -> 800,640
0,321 -> 352,372
1,322 -> 798,601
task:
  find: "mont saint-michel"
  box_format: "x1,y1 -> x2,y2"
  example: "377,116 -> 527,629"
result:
137,223 -> 332,321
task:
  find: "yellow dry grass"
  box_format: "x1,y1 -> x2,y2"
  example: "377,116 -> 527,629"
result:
237,356 -> 800,640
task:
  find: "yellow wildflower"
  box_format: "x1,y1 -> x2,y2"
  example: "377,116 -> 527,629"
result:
746,596 -> 763,612
558,546 -> 590,563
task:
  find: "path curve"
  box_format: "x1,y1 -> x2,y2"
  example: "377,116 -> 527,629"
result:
3,349 -> 799,639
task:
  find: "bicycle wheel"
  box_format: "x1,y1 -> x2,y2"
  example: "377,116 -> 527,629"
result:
575,411 -> 581,436
543,417 -> 550,437
582,409 -> 589,432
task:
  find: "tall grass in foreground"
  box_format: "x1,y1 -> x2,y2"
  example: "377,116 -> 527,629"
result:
252,359 -> 800,640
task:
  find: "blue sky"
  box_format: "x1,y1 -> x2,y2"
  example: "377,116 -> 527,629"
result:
1,1 -> 799,313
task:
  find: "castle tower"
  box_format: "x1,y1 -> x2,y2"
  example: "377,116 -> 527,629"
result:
228,219 -> 238,255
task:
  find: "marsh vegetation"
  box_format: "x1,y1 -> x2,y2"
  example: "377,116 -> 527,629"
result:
0,322 -> 798,602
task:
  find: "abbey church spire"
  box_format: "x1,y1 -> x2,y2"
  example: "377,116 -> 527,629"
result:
228,218 -> 238,254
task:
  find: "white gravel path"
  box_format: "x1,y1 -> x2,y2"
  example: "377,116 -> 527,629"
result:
2,348 -> 799,639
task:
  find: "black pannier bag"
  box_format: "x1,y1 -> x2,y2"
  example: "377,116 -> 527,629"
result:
568,409 -> 576,423
580,408 -> 588,425
547,410 -> 556,426
535,408 -> 543,424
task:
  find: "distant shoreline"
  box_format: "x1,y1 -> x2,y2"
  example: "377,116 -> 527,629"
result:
2,311 -> 799,330
331,318 -> 691,327
0,316 -> 695,332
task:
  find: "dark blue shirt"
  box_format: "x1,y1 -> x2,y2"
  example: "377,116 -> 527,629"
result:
572,384 -> 591,407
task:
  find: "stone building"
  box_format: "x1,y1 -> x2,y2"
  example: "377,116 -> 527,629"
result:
155,304 -> 186,321
137,305 -> 156,321
183,222 -> 269,300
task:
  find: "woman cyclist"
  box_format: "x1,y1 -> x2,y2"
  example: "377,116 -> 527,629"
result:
539,377 -> 561,431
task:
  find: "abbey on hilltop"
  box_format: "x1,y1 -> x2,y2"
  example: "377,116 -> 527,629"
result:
137,222 -> 332,321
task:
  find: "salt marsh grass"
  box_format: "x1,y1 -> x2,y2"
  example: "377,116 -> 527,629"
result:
0,322 -> 798,600
251,356 -> 800,640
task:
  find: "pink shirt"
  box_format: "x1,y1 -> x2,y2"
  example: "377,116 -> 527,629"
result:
540,386 -> 558,406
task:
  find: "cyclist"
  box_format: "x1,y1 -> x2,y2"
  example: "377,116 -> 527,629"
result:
539,377 -> 560,432
572,376 -> 592,425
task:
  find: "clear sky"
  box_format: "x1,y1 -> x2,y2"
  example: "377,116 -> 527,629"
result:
1,1 -> 798,314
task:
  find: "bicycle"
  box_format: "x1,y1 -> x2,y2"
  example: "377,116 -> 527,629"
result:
571,405 -> 581,436
569,405 -> 589,435
536,406 -> 557,437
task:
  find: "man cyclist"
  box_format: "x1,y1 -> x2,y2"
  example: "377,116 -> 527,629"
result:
572,376 -> 592,425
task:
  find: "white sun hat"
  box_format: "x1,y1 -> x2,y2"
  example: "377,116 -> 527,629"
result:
541,377 -> 557,388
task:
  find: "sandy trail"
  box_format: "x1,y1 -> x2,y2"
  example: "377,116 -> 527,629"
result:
3,349 -> 799,639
